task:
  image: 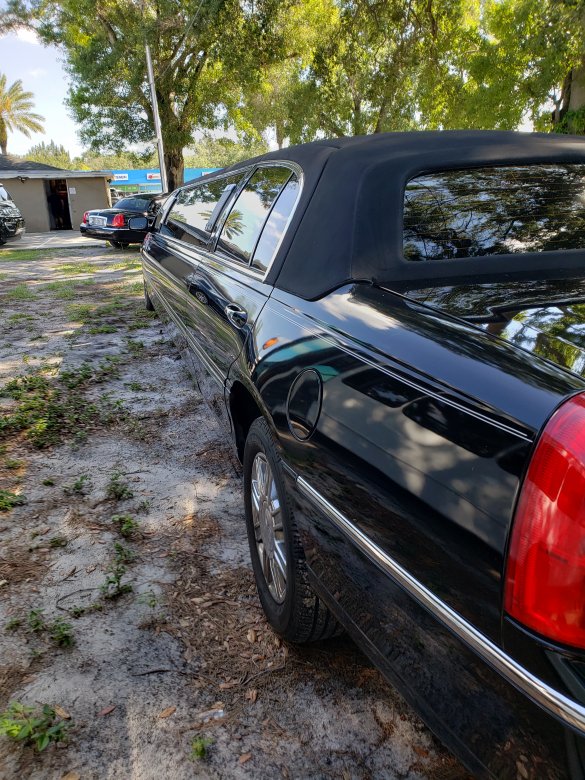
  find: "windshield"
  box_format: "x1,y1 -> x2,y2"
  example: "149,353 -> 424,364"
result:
115,197 -> 154,211
0,186 -> 12,202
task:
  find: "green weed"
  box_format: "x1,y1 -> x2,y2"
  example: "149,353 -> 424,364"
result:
28,609 -> 46,633
63,474 -> 91,495
114,541 -> 136,564
5,618 -> 21,632
0,490 -> 26,511
48,536 -> 68,549
48,618 -> 74,647
5,284 -> 36,301
42,478 -> 55,486
4,458 -> 23,470
56,262 -> 96,275
112,514 -> 138,538
107,472 -> 134,502
190,736 -> 213,760
100,564 -> 132,599
0,702 -> 70,752
87,324 -> 118,334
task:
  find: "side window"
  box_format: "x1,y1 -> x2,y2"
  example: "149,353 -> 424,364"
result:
403,164 -> 585,262
252,175 -> 300,274
162,173 -> 243,248
216,167 -> 292,265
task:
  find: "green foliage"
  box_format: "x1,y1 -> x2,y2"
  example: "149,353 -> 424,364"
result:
48,618 -> 75,647
190,736 -> 213,761
5,618 -> 21,632
0,73 -> 45,155
48,535 -> 68,548
111,514 -> 138,538
0,489 -> 26,511
184,135 -> 268,169
25,140 -> 72,168
0,702 -> 70,752
114,541 -> 136,564
0,363 -> 125,449
4,458 -> 23,469
11,0 -> 288,188
107,473 -> 133,502
63,474 -> 91,495
27,608 -> 46,633
100,563 -> 132,599
5,283 -> 36,301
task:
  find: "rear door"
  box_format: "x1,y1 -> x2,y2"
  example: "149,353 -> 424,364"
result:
180,164 -> 301,420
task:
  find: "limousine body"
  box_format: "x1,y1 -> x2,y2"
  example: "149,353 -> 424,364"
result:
137,131 -> 585,778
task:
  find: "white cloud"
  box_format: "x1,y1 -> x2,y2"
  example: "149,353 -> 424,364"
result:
28,67 -> 47,78
15,28 -> 40,45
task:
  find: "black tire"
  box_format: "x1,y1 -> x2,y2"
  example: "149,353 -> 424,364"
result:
243,417 -> 341,643
109,240 -> 122,248
144,280 -> 155,311
120,242 -> 130,249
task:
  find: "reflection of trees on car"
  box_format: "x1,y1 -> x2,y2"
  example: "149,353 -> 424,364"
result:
404,165 -> 585,261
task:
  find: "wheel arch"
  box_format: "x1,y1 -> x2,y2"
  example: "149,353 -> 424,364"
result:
228,379 -> 265,462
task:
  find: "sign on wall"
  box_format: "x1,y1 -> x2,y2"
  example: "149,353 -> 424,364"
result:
146,172 -> 161,180
113,173 -> 129,181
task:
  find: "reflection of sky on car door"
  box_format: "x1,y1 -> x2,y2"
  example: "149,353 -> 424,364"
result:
0,31 -> 83,156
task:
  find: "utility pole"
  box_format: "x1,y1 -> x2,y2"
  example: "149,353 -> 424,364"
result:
145,44 -> 169,193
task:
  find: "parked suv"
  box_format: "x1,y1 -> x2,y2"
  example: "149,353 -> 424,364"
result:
0,184 -> 25,245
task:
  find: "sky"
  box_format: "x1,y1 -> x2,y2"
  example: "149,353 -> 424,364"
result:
0,29 -> 83,157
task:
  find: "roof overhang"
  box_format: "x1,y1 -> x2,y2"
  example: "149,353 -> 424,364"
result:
0,170 -> 113,180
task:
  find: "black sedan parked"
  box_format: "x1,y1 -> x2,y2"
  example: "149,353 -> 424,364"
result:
80,192 -> 166,248
0,184 -> 25,245
138,131 -> 585,779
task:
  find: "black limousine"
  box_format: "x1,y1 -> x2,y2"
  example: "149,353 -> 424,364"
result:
137,131 -> 585,779
80,193 -> 166,248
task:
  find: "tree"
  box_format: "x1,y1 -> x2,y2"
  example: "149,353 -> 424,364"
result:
184,135 -> 268,168
7,0 -> 289,190
25,140 -> 72,168
0,73 -> 45,155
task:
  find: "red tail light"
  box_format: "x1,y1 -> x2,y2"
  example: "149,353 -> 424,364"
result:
504,393 -> 585,649
111,213 -> 125,227
82,211 -> 89,224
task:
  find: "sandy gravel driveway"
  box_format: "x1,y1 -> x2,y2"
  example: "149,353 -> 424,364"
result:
0,244 -> 468,779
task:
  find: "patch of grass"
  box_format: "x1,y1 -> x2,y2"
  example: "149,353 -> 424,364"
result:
65,303 -> 93,322
28,609 -> 46,633
56,261 -> 96,275
0,490 -> 26,512
0,702 -> 71,752
114,541 -> 136,564
5,283 -> 36,301
7,313 -> 35,323
107,472 -> 134,501
48,618 -> 74,647
110,260 -> 141,272
100,564 -> 132,600
0,249 -> 54,262
5,618 -> 21,632
127,381 -> 145,392
4,458 -> 23,470
190,736 -> 213,761
138,590 -> 157,608
42,478 -> 55,486
125,338 -> 145,354
0,363 -> 125,449
63,474 -> 91,495
87,324 -> 118,334
48,536 -> 68,549
70,602 -> 103,619
112,513 -> 138,538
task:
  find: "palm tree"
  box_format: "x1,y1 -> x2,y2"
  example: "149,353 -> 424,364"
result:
0,74 -> 45,155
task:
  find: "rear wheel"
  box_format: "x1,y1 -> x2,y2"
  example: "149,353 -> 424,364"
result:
243,417 -> 340,642
109,240 -> 122,248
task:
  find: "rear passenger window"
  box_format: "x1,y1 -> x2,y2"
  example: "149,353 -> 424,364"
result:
163,173 -> 243,247
403,164 -> 585,261
216,167 -> 292,265
252,175 -> 300,273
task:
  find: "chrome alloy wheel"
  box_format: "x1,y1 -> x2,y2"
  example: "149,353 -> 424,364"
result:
250,452 -> 287,603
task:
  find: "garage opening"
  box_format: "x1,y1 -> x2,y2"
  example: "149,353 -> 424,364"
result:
45,178 -> 72,230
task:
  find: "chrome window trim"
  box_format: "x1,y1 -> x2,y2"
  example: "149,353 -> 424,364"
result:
296,475 -> 585,736
212,161 -> 304,282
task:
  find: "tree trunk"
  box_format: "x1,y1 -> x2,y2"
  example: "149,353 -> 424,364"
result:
0,118 -> 7,155
164,148 -> 184,192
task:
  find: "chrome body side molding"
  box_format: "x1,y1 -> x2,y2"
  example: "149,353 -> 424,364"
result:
296,475 -> 585,736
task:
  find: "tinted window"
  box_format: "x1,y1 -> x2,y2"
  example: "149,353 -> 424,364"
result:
115,197 -> 155,211
217,167 -> 292,264
403,164 -> 585,261
252,175 -> 299,273
0,186 -> 11,202
163,174 -> 242,248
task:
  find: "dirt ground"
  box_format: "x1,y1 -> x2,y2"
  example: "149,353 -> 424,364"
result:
0,244 -> 470,779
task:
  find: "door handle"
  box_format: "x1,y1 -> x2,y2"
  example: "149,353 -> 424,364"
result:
224,303 -> 248,329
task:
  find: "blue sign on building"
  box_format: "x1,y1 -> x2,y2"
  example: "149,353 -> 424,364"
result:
111,168 -> 219,192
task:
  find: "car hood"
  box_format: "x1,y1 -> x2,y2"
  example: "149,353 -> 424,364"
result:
403,277 -> 585,380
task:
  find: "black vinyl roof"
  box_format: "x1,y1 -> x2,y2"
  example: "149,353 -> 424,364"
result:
204,131 -> 585,299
